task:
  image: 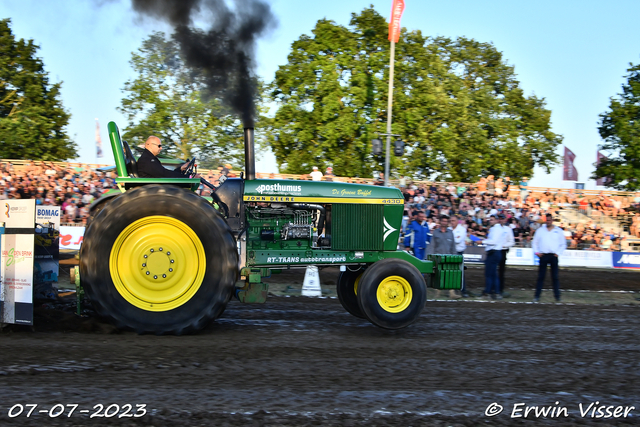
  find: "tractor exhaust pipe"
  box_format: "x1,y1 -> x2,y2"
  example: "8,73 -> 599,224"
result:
244,127 -> 255,181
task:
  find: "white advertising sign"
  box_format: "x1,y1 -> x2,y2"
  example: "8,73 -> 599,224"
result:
1,200 -> 36,228
1,234 -> 35,303
0,199 -> 35,325
59,226 -> 85,250
506,247 -> 534,266
557,250 -> 613,268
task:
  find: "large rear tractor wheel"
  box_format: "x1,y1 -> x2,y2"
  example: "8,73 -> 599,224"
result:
79,185 -> 238,334
336,268 -> 366,319
357,259 -> 427,330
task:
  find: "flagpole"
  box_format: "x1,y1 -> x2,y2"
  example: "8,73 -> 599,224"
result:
385,40 -> 395,187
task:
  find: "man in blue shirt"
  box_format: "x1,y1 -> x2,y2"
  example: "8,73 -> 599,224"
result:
404,210 -> 431,260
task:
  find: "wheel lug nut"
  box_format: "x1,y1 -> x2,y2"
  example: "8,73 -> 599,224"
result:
159,247 -> 163,251
153,275 -> 157,279
170,260 -> 174,263
146,271 -> 150,275
162,274 -> 166,278
144,255 -> 148,259
169,268 -> 173,272
142,263 -> 146,267
167,252 -> 171,255
150,249 -> 154,252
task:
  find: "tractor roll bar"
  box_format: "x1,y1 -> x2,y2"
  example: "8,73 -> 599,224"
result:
107,121 -> 128,178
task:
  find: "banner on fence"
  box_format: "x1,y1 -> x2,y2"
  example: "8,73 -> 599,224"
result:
462,246 -> 486,264
0,199 -> 35,325
35,207 -> 60,299
612,252 -> 640,269
534,250 -> 613,268
59,226 -> 85,250
506,248 -> 534,265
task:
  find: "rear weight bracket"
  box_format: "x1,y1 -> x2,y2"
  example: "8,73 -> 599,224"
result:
236,268 -> 271,303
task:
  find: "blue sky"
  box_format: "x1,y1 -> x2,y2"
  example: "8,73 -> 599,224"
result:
1,0 -> 639,189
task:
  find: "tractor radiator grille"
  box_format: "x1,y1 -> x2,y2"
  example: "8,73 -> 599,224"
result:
332,204 -> 383,251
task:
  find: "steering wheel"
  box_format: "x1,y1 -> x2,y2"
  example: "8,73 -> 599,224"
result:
183,158 -> 196,178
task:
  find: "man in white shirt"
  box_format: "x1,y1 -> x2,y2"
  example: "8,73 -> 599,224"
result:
451,214 -> 471,297
498,214 -> 516,297
532,213 -> 567,302
310,166 -> 323,181
481,215 -> 504,299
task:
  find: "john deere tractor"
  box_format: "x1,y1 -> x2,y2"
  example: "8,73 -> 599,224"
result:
79,122 -> 462,334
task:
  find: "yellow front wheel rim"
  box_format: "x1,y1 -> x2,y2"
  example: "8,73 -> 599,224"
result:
110,216 -> 206,312
376,276 -> 413,313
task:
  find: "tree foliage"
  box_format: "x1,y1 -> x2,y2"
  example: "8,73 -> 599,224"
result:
592,62 -> 640,191
268,8 -> 562,181
0,19 -> 77,160
119,32 -> 267,169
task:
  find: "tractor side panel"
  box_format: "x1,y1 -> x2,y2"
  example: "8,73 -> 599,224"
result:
332,204 -> 383,251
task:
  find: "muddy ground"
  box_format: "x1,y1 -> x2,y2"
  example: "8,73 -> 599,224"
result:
1,261 -> 639,426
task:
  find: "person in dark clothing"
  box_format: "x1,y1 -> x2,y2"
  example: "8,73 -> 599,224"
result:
137,136 -> 189,178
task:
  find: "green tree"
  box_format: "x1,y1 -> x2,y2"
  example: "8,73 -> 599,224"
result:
592,62 -> 640,191
119,32 -> 267,169
0,19 -> 77,160
269,7 -> 562,181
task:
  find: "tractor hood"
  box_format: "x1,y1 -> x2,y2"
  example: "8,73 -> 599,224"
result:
243,179 -> 403,204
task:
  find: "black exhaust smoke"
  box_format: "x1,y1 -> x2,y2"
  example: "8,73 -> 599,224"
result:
130,0 -> 277,171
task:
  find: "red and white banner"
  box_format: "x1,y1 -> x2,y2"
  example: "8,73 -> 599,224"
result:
59,226 -> 85,250
596,151 -> 608,186
388,0 -> 405,43
563,146 -> 578,181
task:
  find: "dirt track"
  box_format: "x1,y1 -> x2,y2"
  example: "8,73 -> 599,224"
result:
1,266 -> 639,426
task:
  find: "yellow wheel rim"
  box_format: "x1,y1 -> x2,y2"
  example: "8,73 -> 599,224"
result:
110,216 -> 206,312
353,273 -> 363,296
376,276 -> 413,313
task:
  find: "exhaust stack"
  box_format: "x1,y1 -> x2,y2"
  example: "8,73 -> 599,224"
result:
244,127 -> 256,181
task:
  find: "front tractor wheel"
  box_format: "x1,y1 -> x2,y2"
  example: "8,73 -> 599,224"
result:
357,259 -> 427,329
79,185 -> 238,334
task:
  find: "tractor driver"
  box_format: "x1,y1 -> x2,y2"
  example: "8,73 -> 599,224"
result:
137,136 -> 191,178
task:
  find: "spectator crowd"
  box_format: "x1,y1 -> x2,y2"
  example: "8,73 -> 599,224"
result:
2,161 -> 639,251
0,161 -> 118,225
400,175 -> 640,252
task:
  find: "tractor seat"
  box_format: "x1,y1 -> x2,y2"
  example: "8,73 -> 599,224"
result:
123,141 -> 138,177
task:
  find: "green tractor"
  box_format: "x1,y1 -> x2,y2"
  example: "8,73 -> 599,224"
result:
79,122 -> 462,334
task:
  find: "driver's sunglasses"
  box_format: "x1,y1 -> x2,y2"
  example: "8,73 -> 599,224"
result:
152,143 -> 162,148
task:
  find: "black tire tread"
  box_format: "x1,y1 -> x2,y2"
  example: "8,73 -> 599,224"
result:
79,185 -> 237,335
357,258 -> 427,330
336,268 -> 366,319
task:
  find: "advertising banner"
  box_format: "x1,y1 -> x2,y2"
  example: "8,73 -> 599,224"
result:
462,247 -> 535,266
0,199 -> 35,325
59,226 -> 85,250
534,250 -> 613,268
506,247 -> 534,266
612,252 -> 640,269
463,246 -> 486,264
35,206 -> 60,298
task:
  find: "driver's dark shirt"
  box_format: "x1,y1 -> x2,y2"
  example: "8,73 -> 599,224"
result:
137,148 -> 184,178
